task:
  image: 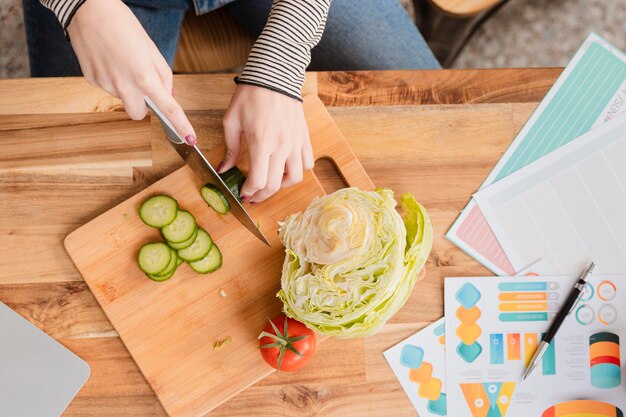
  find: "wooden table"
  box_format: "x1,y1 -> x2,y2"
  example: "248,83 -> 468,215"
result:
0,69 -> 561,417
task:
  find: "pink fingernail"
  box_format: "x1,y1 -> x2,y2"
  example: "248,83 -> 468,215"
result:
185,134 -> 196,145
217,161 -> 225,173
171,88 -> 175,97
241,195 -> 250,202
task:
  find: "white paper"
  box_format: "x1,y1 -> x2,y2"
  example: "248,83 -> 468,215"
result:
445,275 -> 626,416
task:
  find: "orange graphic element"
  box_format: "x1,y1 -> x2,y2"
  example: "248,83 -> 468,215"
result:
460,382 -> 516,417
590,341 -> 621,359
408,361 -> 444,403
460,383 -> 489,417
542,400 -> 622,417
419,377 -> 443,401
507,333 -> 521,360
499,292 -> 547,301
524,333 -> 539,366
409,362 -> 432,384
456,305 -> 482,323
499,302 -> 548,311
438,335 -> 445,345
456,322 -> 482,345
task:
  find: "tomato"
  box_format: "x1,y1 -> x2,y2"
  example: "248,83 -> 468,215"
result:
259,314 -> 316,371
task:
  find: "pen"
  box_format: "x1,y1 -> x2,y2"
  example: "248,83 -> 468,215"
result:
522,261 -> 596,380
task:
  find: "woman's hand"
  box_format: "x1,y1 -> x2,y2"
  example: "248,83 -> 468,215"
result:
220,85 -> 314,203
67,0 -> 196,145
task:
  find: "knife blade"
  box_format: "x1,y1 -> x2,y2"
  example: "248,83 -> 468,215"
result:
144,97 -> 270,246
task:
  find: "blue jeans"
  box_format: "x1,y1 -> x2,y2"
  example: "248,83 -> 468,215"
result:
23,0 -> 440,77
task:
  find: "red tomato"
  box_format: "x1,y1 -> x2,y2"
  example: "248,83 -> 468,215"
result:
259,315 -> 316,371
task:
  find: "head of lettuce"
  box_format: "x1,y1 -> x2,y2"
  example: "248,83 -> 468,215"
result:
277,188 -> 433,338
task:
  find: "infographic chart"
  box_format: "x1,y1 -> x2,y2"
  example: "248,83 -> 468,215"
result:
445,275 -> 625,417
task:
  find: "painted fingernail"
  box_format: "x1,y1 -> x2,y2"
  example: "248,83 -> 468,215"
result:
171,87 -> 175,97
217,161 -> 225,173
241,195 -> 250,202
185,134 -> 196,145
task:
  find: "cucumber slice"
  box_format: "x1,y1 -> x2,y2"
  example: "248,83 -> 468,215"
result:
166,228 -> 198,250
137,242 -> 172,274
139,195 -> 178,228
201,185 -> 230,215
219,167 -> 246,202
177,229 -> 213,262
189,244 -> 222,274
147,267 -> 176,282
176,257 -> 184,267
161,210 -> 197,243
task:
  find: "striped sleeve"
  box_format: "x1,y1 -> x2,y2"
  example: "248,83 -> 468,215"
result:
39,0 -> 86,30
236,0 -> 332,101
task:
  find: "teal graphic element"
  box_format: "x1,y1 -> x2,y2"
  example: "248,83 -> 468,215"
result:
541,332 -> 556,375
399,345 -> 424,368
499,312 -> 548,322
590,363 -> 622,388
490,334 -> 504,364
433,322 -> 445,337
456,283 -> 481,309
495,42 -> 626,181
498,281 -> 548,291
457,342 -> 483,363
427,392 -> 447,416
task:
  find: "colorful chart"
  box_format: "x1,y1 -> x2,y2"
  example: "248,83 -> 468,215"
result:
456,283 -> 483,363
460,382 -> 516,417
487,332 -> 555,375
542,400 -> 623,417
399,344 -> 447,416
497,281 -> 559,323
590,332 -> 621,389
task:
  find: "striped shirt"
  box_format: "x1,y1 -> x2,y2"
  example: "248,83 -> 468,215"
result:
39,0 -> 331,101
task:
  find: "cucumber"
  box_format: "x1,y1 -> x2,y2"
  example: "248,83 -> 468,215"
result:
147,267 -> 176,282
161,210 -> 197,243
139,195 -> 178,228
200,185 -> 230,215
166,227 -> 198,250
219,167 -> 246,202
176,256 -> 184,267
189,244 -> 222,274
177,228 -> 213,262
137,242 -> 172,275
146,248 -> 178,281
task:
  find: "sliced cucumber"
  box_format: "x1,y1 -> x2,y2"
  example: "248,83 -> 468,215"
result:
219,167 -> 246,202
147,267 -> 176,282
161,210 -> 197,243
139,195 -> 178,228
166,228 -> 198,250
137,242 -> 172,275
176,257 -> 184,267
189,244 -> 222,274
201,185 -> 230,215
177,228 -> 213,262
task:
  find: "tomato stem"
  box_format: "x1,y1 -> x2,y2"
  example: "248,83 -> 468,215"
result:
259,317 -> 310,370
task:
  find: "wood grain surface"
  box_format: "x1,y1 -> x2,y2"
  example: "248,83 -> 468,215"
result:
0,70 -> 556,416
430,0 -> 504,17
64,96 -> 373,417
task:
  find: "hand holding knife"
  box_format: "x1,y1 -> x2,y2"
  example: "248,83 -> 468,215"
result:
522,261 -> 596,380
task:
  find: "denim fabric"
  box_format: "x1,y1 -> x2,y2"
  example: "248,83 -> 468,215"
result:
226,0 -> 441,70
23,0 -> 189,76
23,0 -> 440,77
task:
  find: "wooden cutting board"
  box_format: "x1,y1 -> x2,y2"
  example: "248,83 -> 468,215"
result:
64,96 -> 374,417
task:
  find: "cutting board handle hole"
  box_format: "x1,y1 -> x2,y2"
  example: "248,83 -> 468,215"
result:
314,157 -> 348,193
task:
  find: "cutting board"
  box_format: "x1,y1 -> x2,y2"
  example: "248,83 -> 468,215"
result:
64,96 -> 374,417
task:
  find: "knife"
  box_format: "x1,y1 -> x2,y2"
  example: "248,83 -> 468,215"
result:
144,97 -> 270,246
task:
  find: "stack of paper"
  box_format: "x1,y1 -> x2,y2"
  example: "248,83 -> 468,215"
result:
385,33 -> 626,417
